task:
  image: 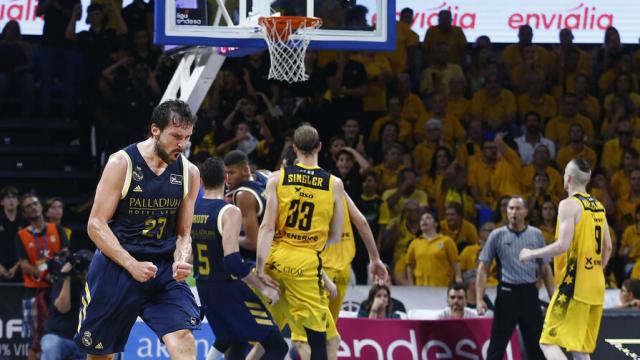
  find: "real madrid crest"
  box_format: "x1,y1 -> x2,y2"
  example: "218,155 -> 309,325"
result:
82,331 -> 93,347
132,166 -> 144,182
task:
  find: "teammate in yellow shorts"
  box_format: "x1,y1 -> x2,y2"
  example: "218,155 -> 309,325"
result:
520,158 -> 613,359
256,124 -> 345,359
287,194 -> 388,360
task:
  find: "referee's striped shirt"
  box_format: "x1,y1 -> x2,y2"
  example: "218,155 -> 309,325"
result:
479,225 -> 548,284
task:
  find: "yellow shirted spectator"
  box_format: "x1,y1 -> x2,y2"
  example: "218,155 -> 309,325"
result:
555,123 -> 598,170
501,26 -> 549,74
616,169 -> 640,230
446,75 -> 471,122
517,73 -> 557,122
470,72 -> 516,131
370,143 -> 407,192
414,93 -> 465,145
600,119 -> 640,176
440,202 -> 480,251
352,52 -> 393,114
611,149 -> 640,200
412,119 -> 448,175
384,11 -> 420,74
544,93 -> 595,148
369,96 -> 413,145
397,73 -> 428,125
422,10 -> 467,66
538,200 -> 557,244
459,222 -> 498,286
521,144 -> 564,199
419,42 -> 464,98
407,211 -> 461,287
382,168 -> 428,226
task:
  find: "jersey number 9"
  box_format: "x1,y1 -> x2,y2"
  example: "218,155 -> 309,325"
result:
285,200 -> 315,231
594,225 -> 602,255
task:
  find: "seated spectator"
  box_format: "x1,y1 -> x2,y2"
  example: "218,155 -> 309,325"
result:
406,210 -> 461,287
545,93 -> 595,148
325,52 -> 368,121
459,222 -> 498,286
340,118 -> 368,157
492,195 -> 511,227
599,52 -> 637,97
604,72 -> 640,116
385,200 -> 422,275
571,73 -> 602,125
455,119 -> 484,168
382,168 -> 428,225
601,119 -> 640,177
538,200 -> 557,244
418,146 -> 454,208
526,174 -> 559,228
501,25 -> 549,77
611,149 -> 640,201
613,279 -> 640,309
369,96 -> 413,146
514,111 -> 556,166
462,270 -> 495,312
470,71 -> 517,131
44,197 -> 72,243
521,144 -> 564,199
0,20 -> 35,117
319,135 -> 346,170
616,169 -> 640,230
422,9 -> 467,67
354,171 -> 386,284
370,143 -> 408,192
517,73 -> 557,123
446,75 -> 470,123
620,205 -> 640,276
351,51 -> 392,129
601,94 -> 640,140
412,118 -> 448,175
556,123 -> 598,170
419,41 -> 464,98
40,250 -> 93,360
549,29 -> 591,90
467,36 -> 495,93
442,164 -> 476,222
368,122 -> 408,165
437,283 -> 478,319
129,29 -> 161,69
397,72 -> 428,125
509,45 -> 548,94
414,93 -> 465,145
357,284 -> 402,319
440,202 -> 480,252
333,147 -> 370,200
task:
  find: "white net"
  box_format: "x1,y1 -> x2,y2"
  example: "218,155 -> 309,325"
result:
259,17 -> 322,83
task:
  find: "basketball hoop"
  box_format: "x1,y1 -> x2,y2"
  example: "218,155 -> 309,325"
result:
258,16 -> 322,83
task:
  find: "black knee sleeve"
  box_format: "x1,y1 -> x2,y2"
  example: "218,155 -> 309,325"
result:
260,330 -> 288,359
304,328 -> 327,360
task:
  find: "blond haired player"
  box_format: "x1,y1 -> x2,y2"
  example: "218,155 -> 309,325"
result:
256,124 -> 345,359
520,158 -> 613,360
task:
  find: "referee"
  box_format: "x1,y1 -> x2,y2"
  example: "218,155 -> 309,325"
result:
476,196 -> 555,360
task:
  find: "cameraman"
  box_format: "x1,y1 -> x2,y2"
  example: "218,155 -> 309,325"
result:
40,250 -> 93,360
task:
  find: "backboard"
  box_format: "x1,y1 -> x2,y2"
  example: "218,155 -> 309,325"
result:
154,0 -> 395,51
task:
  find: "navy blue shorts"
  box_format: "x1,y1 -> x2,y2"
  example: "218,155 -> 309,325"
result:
74,251 -> 201,355
197,278 -> 278,344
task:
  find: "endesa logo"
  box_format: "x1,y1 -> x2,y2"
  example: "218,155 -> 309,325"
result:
0,0 -> 41,22
508,3 -> 613,30
394,2 -> 477,30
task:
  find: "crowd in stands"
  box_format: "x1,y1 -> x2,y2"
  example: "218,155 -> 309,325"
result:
4,2 -> 640,303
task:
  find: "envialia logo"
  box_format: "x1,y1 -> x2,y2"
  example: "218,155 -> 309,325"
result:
507,3 -> 613,30
0,0 -> 41,22
394,2 -> 476,30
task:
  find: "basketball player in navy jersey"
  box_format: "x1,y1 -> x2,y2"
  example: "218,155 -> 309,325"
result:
223,150 -> 269,255
74,100 -> 201,359
192,158 -> 287,360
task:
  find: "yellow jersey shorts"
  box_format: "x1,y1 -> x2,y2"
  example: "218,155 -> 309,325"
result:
265,242 -> 333,336
540,291 -> 603,353
289,266 -> 350,343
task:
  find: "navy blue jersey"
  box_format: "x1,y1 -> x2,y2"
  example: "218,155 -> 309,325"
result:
230,172 -> 268,220
109,144 -> 189,256
191,198 -> 234,281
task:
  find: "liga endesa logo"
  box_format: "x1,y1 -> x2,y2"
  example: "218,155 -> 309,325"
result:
0,0 -> 41,22
507,3 -> 613,30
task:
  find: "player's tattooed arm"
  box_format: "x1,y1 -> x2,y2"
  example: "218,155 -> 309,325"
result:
173,162 -> 200,281
88,152 -> 157,282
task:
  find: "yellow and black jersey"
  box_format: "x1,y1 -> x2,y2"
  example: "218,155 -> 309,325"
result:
321,197 -> 355,272
555,192 -> 606,306
275,164 -> 335,252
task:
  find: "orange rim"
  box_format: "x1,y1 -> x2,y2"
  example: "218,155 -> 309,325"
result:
259,16 -> 323,41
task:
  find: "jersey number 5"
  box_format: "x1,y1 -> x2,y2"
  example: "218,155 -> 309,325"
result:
594,225 -> 602,255
196,243 -> 210,276
285,200 -> 315,231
